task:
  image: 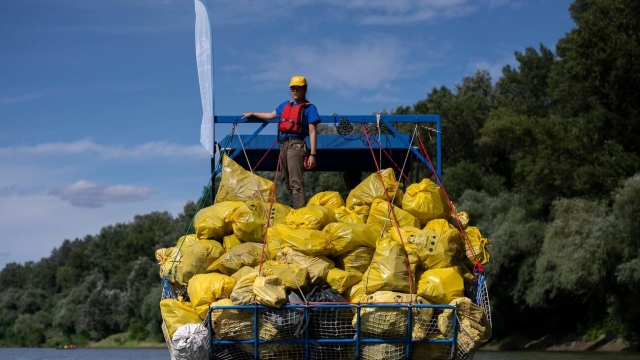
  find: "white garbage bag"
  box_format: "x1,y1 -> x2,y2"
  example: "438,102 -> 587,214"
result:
170,323 -> 209,360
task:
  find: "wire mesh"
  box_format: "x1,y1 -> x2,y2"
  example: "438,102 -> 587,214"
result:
208,303 -> 461,360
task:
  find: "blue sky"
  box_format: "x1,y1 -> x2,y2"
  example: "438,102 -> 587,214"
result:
0,0 -> 574,269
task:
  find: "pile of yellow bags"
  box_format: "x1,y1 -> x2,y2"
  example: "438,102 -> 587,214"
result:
156,157 -> 492,356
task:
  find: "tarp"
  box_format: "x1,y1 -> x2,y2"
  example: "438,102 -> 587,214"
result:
219,134 -> 415,172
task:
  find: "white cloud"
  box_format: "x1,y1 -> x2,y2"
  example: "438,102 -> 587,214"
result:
360,94 -> 404,103
0,139 -> 209,161
468,55 -> 515,82
0,191 -> 186,269
0,90 -> 59,106
248,37 -> 436,97
49,180 -> 156,208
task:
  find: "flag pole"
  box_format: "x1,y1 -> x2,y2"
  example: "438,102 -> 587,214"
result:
203,0 -> 215,206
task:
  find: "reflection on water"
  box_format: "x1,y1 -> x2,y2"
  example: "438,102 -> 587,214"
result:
475,350 -> 640,360
0,348 -> 638,360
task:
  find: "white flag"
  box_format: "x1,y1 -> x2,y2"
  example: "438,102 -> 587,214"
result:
194,0 -> 214,156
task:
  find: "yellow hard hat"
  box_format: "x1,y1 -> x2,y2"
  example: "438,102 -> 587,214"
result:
289,75 -> 307,87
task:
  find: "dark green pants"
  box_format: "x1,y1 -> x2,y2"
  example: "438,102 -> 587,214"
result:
279,138 -> 306,209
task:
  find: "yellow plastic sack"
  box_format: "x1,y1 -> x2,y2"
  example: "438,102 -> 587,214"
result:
266,224 -> 331,259
327,268 -> 362,294
229,201 -> 292,242
346,168 -> 399,208
207,242 -> 267,275
362,238 -> 411,294
307,191 -> 345,210
230,271 -> 258,305
285,206 -> 337,230
356,291 -> 433,340
424,218 -> 455,231
175,234 -> 198,249
210,299 -> 254,340
223,234 -> 242,251
156,247 -> 181,281
216,155 -> 275,203
334,246 -> 375,274
388,226 -> 462,270
334,205 -> 370,224
194,201 -> 244,240
253,275 -> 286,307
160,299 -> 202,338
450,211 -> 469,229
187,273 -> 237,307
438,297 -> 491,353
176,240 -> 225,284
324,222 -> 381,255
367,198 -> 420,229
261,260 -> 308,289
344,282 -> 365,303
417,268 -> 464,304
361,343 -> 404,360
276,247 -> 334,284
463,226 -> 491,266
401,178 -> 450,226
412,342 -> 453,360
230,265 -> 255,282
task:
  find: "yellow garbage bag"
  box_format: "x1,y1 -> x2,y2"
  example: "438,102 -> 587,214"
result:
159,299 -> 202,339
176,240 -> 225,284
194,201 -> 244,240
344,282 -> 365,303
230,265 -> 255,282
417,268 -> 464,304
334,205 -> 370,224
367,199 -> 420,229
266,224 -> 331,259
362,238 -> 412,294
324,222 -> 381,255
207,242 -> 267,275
187,273 -> 236,307
307,191 -> 345,210
222,234 -> 242,252
401,178 -> 450,226
175,234 -> 198,249
361,343 -> 404,360
356,291 -> 433,340
424,218 -> 455,231
230,271 -> 258,305
449,211 -> 469,229
156,247 -> 181,281
210,298 -> 254,340
327,268 -> 362,294
285,206 -> 336,230
216,155 -> 275,204
463,226 -> 491,266
334,246 -> 375,274
253,275 -> 286,307
261,260 -> 308,289
276,247 -> 334,284
388,226 -> 462,270
229,201 -> 292,242
438,297 -> 491,353
346,168 -> 399,208
412,342 -> 453,360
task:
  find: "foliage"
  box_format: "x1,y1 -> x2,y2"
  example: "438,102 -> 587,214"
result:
1,0 -> 640,346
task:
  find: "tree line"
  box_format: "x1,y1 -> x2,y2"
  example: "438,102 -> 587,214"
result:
1,0 -> 639,347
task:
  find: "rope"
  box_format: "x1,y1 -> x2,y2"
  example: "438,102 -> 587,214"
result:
361,124 -> 414,301
252,138 -> 279,171
165,125 -> 236,280
365,132 -> 413,185
378,124 -> 418,236
234,132 -> 308,302
415,134 -> 484,276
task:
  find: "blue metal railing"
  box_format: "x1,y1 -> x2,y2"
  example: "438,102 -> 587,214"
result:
208,302 -> 457,360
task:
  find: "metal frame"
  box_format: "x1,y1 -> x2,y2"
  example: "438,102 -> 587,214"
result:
212,114 -> 442,179
208,302 -> 457,360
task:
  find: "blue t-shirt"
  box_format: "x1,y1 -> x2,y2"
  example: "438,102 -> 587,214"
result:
275,100 -> 321,139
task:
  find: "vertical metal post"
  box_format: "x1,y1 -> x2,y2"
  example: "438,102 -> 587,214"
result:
355,305 -> 361,358
436,115 -> 442,180
405,304 -> 412,358
254,305 -> 259,359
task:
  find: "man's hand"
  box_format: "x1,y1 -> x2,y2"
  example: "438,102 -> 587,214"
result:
307,156 -> 316,170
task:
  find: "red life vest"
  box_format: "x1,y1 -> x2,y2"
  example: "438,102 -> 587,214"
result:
278,101 -> 310,134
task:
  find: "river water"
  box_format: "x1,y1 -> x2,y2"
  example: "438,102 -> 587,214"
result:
0,348 -> 639,360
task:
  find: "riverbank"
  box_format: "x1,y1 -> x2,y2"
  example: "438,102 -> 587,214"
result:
482,334 -> 639,352
86,333 -> 166,348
